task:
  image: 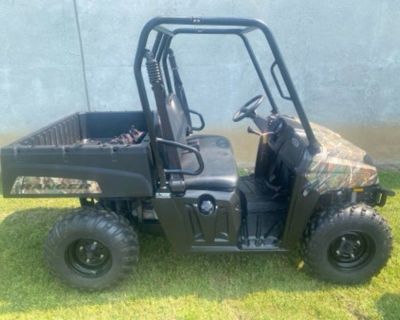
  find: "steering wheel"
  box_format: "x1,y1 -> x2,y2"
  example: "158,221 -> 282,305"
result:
232,95 -> 265,122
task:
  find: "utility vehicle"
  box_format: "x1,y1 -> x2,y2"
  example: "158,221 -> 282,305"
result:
1,17 -> 395,290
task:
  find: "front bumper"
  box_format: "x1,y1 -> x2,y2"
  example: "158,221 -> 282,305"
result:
375,186 -> 396,206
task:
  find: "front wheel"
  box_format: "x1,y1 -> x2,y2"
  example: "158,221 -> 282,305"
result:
302,205 -> 392,284
44,207 -> 139,290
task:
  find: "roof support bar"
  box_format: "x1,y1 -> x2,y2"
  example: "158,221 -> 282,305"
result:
151,32 -> 163,55
238,34 -> 278,114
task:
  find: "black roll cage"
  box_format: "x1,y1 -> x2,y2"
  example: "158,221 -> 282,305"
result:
133,17 -> 319,187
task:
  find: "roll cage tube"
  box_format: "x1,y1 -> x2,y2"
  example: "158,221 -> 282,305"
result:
134,17 -> 320,187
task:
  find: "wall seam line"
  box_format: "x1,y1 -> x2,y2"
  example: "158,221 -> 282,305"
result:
73,0 -> 91,111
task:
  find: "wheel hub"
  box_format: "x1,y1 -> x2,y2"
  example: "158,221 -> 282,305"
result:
66,239 -> 112,277
328,231 -> 375,271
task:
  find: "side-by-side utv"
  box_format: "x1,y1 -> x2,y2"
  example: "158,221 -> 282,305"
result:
1,17 -> 395,290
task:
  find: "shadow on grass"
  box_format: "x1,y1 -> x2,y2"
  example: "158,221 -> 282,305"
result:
377,293 -> 400,320
0,207 -> 336,314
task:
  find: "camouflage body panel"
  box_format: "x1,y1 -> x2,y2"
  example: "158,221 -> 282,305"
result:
10,176 -> 102,195
301,121 -> 378,194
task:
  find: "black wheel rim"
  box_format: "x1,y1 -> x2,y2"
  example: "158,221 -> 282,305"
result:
328,231 -> 375,271
66,239 -> 112,277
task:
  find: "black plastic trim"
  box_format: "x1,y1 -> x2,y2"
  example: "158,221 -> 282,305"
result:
189,110 -> 205,131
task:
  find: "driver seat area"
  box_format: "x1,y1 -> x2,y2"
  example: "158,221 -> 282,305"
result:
164,94 -> 238,191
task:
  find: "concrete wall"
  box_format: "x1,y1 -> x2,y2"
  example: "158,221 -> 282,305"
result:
1,0 -> 400,164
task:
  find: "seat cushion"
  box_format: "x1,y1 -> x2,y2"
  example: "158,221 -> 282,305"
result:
181,135 -> 238,191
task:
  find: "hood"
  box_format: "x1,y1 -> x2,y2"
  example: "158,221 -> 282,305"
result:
303,122 -> 378,194
311,122 -> 369,163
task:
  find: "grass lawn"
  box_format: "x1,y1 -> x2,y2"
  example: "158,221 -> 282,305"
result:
0,172 -> 399,320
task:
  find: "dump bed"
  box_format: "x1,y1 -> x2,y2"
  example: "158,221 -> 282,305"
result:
1,111 -> 155,198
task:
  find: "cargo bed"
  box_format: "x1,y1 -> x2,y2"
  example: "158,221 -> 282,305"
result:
1,111 -> 155,198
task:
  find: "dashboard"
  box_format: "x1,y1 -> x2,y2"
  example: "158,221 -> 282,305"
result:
257,114 -> 308,170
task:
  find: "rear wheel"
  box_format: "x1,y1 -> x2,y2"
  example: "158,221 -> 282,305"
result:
302,205 -> 392,284
44,207 -> 139,290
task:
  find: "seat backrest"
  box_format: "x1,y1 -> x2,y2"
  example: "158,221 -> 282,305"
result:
165,93 -> 190,144
167,50 -> 193,132
159,93 -> 191,171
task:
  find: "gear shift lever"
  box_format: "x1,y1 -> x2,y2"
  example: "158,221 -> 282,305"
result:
247,126 -> 262,136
